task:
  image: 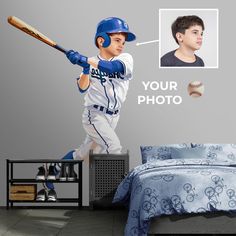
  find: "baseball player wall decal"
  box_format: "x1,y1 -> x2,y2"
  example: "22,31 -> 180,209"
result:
36,17 -> 136,188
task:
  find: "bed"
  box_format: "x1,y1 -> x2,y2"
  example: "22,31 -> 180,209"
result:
113,143 -> 236,236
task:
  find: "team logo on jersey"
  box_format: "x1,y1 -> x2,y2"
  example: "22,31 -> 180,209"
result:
91,68 -> 124,83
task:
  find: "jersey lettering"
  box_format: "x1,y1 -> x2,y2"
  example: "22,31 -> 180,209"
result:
83,54 -> 132,110
91,68 -> 124,84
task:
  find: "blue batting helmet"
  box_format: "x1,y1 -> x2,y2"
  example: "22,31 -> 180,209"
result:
95,17 -> 136,48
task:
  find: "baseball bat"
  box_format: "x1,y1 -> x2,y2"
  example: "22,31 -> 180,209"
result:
7,16 -> 67,54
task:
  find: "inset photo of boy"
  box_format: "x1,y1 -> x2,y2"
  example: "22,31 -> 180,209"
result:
159,9 -> 218,68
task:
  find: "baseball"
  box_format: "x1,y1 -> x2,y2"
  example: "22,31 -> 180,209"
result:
187,81 -> 204,97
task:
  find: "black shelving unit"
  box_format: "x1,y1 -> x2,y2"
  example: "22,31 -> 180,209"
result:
6,159 -> 83,209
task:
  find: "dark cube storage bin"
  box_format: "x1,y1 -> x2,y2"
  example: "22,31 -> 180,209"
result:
89,150 -> 129,209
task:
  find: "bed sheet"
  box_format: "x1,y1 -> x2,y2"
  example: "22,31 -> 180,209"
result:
113,159 -> 236,236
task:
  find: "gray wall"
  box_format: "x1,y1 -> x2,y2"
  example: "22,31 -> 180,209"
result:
0,0 -> 235,206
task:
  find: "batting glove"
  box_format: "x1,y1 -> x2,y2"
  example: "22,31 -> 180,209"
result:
66,50 -> 89,68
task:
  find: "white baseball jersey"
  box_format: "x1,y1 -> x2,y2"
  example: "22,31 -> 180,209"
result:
83,53 -> 133,111
72,53 -> 134,158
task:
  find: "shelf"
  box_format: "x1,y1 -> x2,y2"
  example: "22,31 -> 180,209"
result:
6,159 -> 83,209
9,198 -> 80,203
10,179 -> 79,183
7,159 -> 83,163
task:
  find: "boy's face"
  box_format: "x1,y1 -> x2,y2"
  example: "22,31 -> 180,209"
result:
177,25 -> 203,51
101,33 -> 126,57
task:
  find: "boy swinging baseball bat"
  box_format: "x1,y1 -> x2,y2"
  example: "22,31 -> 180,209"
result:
8,15 -> 136,189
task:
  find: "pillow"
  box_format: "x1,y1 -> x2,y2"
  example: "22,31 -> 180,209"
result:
140,143 -> 190,164
191,143 -> 236,162
171,146 -> 206,159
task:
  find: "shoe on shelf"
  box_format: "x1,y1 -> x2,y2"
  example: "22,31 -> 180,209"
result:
59,163 -> 67,181
36,189 -> 47,201
47,164 -> 57,180
36,166 -> 46,180
67,163 -> 77,181
48,189 -> 57,202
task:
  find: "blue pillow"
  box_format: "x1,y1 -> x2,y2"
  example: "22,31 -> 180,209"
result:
171,146 -> 205,159
191,143 -> 236,162
140,143 -> 190,164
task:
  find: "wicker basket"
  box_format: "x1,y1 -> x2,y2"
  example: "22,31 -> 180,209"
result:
10,184 -> 37,201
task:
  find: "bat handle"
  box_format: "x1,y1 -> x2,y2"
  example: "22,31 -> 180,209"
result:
54,44 -> 68,54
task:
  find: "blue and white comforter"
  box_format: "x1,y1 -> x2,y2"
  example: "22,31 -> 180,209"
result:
113,159 -> 236,236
